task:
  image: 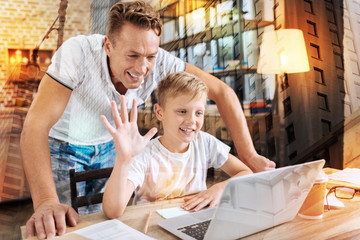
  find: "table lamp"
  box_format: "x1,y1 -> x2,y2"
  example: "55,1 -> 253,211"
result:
257,29 -> 310,75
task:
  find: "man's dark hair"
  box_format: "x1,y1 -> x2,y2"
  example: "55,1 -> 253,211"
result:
106,1 -> 162,44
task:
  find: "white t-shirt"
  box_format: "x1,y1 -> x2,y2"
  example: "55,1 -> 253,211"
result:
127,131 -> 230,205
47,34 -> 185,145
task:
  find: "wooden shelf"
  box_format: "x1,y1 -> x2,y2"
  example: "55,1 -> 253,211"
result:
242,19 -> 274,31
160,23 -> 239,51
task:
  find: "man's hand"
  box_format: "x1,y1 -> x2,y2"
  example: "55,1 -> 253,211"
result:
26,201 -> 78,239
101,96 -> 157,163
181,182 -> 226,212
246,154 -> 276,172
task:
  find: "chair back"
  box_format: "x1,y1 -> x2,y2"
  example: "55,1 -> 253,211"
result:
69,167 -> 113,212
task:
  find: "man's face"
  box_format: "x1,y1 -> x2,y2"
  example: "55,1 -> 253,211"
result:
155,93 -> 207,153
104,23 -> 160,93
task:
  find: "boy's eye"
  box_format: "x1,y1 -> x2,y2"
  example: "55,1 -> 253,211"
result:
196,111 -> 203,116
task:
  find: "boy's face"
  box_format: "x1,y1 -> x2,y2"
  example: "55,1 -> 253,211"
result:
155,93 -> 207,153
104,22 -> 160,94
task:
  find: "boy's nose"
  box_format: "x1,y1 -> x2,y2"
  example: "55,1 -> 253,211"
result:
185,114 -> 196,124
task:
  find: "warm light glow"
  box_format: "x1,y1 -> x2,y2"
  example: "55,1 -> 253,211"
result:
22,57 -> 29,65
257,29 -> 310,74
15,49 -> 22,63
10,57 -> 16,64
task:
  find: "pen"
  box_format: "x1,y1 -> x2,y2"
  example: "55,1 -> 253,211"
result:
143,210 -> 152,234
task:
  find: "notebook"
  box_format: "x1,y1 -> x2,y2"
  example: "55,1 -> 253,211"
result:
158,159 -> 325,240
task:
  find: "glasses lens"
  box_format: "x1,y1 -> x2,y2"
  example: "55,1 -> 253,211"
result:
335,187 -> 355,199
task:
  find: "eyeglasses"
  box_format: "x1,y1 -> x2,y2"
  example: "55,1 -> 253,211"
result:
326,186 -> 360,210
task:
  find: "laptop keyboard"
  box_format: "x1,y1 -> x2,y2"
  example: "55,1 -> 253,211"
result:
177,220 -> 211,240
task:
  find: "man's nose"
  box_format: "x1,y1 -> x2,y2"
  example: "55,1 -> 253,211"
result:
134,58 -> 147,75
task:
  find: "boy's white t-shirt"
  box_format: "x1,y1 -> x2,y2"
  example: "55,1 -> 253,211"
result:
127,131 -> 230,205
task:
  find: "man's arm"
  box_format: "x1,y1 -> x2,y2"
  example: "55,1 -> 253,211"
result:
185,63 -> 276,172
20,74 -> 78,239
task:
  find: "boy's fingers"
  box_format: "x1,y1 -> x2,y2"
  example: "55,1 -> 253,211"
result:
143,127 -> 158,143
111,101 -> 122,128
101,115 -> 115,134
130,99 -> 137,123
120,95 -> 128,123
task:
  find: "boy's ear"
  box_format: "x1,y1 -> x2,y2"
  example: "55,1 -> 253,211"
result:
154,103 -> 163,120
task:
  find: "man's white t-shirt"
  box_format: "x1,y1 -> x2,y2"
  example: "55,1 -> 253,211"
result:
46,34 -> 185,145
127,131 -> 230,205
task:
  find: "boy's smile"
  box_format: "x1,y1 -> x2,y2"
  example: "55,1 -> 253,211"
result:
155,93 -> 207,153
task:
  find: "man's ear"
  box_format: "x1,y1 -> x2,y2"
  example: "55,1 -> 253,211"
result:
154,103 -> 163,120
104,36 -> 112,57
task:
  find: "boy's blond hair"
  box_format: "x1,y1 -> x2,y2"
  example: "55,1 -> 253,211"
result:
156,72 -> 208,107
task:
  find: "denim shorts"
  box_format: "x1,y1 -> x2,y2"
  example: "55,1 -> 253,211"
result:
49,137 -> 116,214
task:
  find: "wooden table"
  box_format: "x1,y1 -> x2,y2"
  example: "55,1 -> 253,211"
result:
22,168 -> 360,239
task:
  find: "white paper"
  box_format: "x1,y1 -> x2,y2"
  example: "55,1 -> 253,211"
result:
156,206 -> 191,219
69,219 -> 155,240
328,168 -> 360,185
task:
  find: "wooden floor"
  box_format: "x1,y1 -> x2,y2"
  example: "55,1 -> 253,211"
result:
0,198 -> 33,240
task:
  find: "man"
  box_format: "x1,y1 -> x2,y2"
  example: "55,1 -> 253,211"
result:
21,1 -> 275,239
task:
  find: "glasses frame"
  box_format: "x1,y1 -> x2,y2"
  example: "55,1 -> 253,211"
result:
326,186 -> 360,210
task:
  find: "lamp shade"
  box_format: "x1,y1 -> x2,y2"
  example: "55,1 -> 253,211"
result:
257,29 -> 310,74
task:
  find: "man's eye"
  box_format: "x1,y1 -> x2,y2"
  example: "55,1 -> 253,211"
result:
178,110 -> 186,114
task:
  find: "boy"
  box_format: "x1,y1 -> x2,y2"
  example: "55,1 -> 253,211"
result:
101,72 -> 252,219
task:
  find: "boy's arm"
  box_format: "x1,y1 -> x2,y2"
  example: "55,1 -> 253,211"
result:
102,160 -> 135,219
185,63 -> 275,172
101,97 -> 157,218
182,153 -> 252,212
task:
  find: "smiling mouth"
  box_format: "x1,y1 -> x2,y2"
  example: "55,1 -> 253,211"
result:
128,72 -> 141,79
180,128 -> 194,134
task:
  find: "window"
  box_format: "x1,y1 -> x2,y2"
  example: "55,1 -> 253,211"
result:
265,113 -> 273,132
267,137 -> 276,158
321,119 -> 331,136
338,76 -> 347,93
317,92 -> 329,111
310,43 -> 321,59
280,73 -> 289,91
286,123 -> 296,144
304,0 -> 314,14
330,30 -> 340,46
334,52 -> 344,69
326,9 -> 336,23
283,97 -> 292,117
314,67 -> 325,85
307,21 -> 317,36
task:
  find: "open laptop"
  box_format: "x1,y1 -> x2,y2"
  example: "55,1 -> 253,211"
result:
158,159 -> 325,240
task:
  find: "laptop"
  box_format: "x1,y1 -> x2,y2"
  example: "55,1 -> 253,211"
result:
158,159 -> 325,240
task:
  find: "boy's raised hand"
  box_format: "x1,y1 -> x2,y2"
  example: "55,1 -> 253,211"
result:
101,96 -> 157,163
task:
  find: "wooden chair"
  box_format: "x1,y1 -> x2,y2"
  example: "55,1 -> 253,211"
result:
69,167 -> 113,213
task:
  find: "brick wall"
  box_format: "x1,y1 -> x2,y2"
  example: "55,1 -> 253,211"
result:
0,0 -> 91,202
0,0 -> 91,80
